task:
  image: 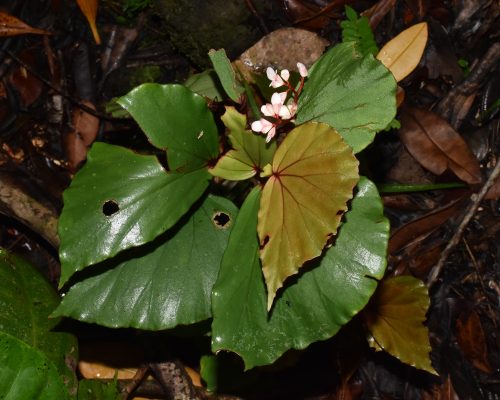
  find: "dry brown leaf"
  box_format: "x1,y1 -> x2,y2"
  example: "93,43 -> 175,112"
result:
0,11 -> 51,36
388,197 -> 466,255
76,0 -> 101,44
377,22 -> 428,82
456,310 -> 492,373
399,107 -> 482,184
65,101 -> 99,170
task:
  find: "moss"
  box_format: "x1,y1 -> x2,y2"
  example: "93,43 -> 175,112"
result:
153,0 -> 269,67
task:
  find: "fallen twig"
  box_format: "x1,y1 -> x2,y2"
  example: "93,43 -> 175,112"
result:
427,158 -> 500,288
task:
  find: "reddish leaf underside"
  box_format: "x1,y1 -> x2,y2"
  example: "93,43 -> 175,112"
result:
258,122 -> 359,309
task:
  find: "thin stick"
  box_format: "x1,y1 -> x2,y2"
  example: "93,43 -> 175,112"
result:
427,159 -> 500,288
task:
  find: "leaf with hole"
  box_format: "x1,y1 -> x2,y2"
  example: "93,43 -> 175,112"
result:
377,22 -> 428,82
212,177 -> 388,369
296,42 -> 396,153
258,122 -> 359,309
209,107 -> 276,180
0,250 -> 78,396
58,142 -> 210,286
54,195 -> 236,330
117,83 -> 219,172
364,275 -> 437,374
0,332 -> 69,399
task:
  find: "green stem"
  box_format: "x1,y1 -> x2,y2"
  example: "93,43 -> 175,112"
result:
376,182 -> 466,193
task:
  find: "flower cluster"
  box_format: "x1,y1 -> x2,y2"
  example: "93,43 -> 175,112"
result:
251,62 -> 308,142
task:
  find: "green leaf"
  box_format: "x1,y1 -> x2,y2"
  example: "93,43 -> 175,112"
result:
341,6 -> 379,57
185,70 -> 225,101
77,380 -> 122,400
0,331 -> 69,400
212,177 -> 388,369
364,275 -> 437,375
58,143 -> 210,286
258,122 -> 359,308
209,107 -> 276,180
117,83 -> 219,171
208,49 -> 244,103
200,355 -> 218,393
54,195 -> 236,330
296,42 -> 397,153
0,250 -> 78,397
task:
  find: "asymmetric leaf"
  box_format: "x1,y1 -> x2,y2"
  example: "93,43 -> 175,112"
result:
212,178 -> 388,369
377,23 -> 428,82
0,332 -> 69,399
54,195 -> 236,330
58,143 -> 210,286
117,83 -> 219,171
0,250 -> 78,396
296,42 -> 397,153
258,122 -> 359,308
209,107 -> 276,180
364,275 -> 437,375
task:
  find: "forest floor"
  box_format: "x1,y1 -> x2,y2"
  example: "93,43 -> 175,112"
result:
0,1 -> 499,399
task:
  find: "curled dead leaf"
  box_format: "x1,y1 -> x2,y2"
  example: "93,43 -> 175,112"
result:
377,22 -> 428,82
0,11 -> 51,36
399,107 -> 482,185
76,0 -> 101,44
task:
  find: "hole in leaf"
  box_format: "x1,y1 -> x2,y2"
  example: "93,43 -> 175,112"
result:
102,200 -> 119,216
212,212 -> 231,229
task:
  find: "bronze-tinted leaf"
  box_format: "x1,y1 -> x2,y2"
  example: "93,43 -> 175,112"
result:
258,122 -> 359,309
399,107 -> 482,184
0,11 -> 51,36
364,275 -> 437,375
76,0 -> 101,44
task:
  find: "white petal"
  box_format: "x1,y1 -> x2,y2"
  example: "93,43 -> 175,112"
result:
266,67 -> 276,81
280,69 -> 290,81
270,92 -> 283,106
265,126 -> 276,142
251,120 -> 263,132
297,62 -> 308,77
278,105 -> 292,120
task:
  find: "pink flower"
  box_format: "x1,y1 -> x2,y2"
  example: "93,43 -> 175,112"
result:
266,67 -> 285,88
297,62 -> 308,77
279,101 -> 297,120
251,118 -> 276,142
261,92 -> 287,118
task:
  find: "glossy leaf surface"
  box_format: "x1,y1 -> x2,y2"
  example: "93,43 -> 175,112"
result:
212,178 -> 388,369
258,122 -> 359,308
209,107 -> 276,180
0,332 -> 69,399
117,83 -> 218,171
54,196 -> 236,330
59,143 -> 210,286
364,275 -> 437,374
377,23 -> 428,82
296,42 -> 396,153
208,49 -> 244,102
0,250 -> 78,396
